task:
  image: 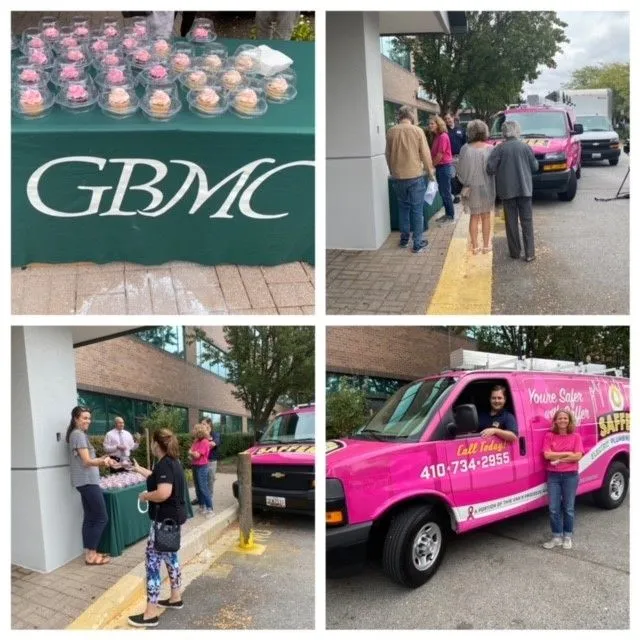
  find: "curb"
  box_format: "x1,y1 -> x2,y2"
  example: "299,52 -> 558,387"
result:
67,504 -> 239,630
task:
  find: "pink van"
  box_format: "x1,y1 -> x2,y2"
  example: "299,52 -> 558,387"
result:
326,371 -> 629,587
489,104 -> 583,201
233,404 -> 315,515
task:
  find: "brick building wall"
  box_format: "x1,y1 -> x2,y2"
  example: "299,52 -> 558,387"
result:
327,327 -> 476,381
75,327 -> 249,430
382,55 -> 439,120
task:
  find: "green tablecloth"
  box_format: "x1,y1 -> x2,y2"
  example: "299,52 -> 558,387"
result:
12,39 -> 314,267
388,177 -> 443,231
98,480 -> 193,557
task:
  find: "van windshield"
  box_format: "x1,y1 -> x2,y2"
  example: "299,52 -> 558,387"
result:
260,412 -> 315,444
490,111 -> 567,139
576,115 -> 613,132
354,377 -> 455,441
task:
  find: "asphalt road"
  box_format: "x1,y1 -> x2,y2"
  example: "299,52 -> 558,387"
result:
492,153 -> 629,314
327,495 -> 629,630
156,512 -> 314,630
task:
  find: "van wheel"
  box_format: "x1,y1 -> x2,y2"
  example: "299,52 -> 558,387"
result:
558,170 -> 578,201
382,506 -> 447,588
593,461 -> 629,509
609,157 -> 619,166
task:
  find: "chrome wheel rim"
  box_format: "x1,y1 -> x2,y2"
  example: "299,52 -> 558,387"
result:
610,471 -> 625,501
412,522 -> 442,571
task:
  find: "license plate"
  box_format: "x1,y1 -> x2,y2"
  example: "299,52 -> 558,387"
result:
591,153 -> 602,159
266,496 -> 286,508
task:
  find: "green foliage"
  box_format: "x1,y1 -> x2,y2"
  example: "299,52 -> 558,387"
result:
564,62 -> 629,121
188,327 -> 314,429
291,15 -> 315,42
394,12 -> 569,120
218,432 -> 256,458
142,404 -> 188,434
248,25 -> 258,40
326,384 -> 369,440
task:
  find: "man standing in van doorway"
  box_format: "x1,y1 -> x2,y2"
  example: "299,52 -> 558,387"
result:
478,385 -> 518,443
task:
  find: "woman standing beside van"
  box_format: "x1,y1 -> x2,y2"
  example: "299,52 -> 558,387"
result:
542,410 -> 584,550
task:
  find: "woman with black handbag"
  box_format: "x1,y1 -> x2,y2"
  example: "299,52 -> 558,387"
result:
128,429 -> 187,628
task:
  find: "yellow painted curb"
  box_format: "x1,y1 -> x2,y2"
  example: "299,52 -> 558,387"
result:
426,211 -> 501,315
233,543 -> 267,556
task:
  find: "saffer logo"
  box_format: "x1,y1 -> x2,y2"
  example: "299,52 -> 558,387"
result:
609,385 -> 625,412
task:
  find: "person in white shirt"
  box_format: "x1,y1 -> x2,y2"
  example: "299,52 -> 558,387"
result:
103,417 -> 140,468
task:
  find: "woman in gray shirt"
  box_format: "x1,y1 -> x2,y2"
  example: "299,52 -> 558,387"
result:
66,406 -> 116,565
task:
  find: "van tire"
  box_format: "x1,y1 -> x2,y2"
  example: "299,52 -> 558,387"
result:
558,170 -> 578,201
382,506 -> 447,588
609,157 -> 619,166
593,460 -> 629,509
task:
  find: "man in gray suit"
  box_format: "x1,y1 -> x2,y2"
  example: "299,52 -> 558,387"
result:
486,121 -> 539,262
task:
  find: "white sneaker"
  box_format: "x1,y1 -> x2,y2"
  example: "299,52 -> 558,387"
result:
542,537 -> 563,549
562,537 -> 572,550
205,509 -> 214,517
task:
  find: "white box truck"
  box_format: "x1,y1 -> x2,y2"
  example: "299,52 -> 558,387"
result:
564,89 -> 613,120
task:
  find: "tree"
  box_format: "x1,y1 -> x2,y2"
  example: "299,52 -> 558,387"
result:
393,12 -> 568,121
564,62 -> 629,121
326,384 -> 369,440
191,327 -> 314,429
467,326 -> 629,373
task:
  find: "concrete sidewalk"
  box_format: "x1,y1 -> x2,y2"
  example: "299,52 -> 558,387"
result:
12,262 -> 315,315
11,472 -> 237,630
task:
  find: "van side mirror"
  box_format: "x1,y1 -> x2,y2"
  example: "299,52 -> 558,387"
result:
453,404 -> 479,434
573,123 -> 584,135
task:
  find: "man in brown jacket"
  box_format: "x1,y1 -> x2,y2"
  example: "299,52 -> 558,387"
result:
386,106 -> 436,253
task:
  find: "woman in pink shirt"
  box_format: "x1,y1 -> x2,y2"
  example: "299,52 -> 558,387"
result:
189,423 -> 213,515
542,410 -> 584,550
428,116 -> 455,222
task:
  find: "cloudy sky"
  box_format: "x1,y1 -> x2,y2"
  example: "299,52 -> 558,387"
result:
522,12 -> 629,99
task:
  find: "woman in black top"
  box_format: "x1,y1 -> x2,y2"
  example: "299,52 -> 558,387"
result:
128,429 -> 187,628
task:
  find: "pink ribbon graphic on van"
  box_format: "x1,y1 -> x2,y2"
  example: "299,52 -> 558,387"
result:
467,506 -> 475,521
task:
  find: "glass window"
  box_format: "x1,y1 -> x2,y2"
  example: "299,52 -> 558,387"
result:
384,100 -> 401,131
196,339 -> 229,380
136,326 -> 185,358
200,411 -> 242,434
260,411 -> 315,443
77,390 -> 108,435
326,373 -> 407,400
490,111 -> 568,139
380,36 -> 410,70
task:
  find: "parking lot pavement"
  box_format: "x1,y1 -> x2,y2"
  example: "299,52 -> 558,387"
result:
327,496 -> 629,630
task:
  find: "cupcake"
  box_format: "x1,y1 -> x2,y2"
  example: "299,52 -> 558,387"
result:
133,23 -> 148,38
43,26 -> 60,40
235,53 -> 255,73
153,39 -> 171,57
108,87 -> 131,112
104,26 -> 119,38
74,26 -> 89,38
192,27 -> 210,40
60,36 -> 79,49
222,69 -> 243,90
67,48 -> 86,63
203,54 -> 222,72
20,88 -> 44,115
172,52 -> 191,72
106,68 -> 126,84
187,70 -> 207,89
60,65 -> 81,81
122,37 -> 138,51
149,89 -> 171,116
19,68 -> 41,83
29,36 -> 46,49
196,87 -> 220,113
28,49 -> 48,66
91,39 -> 109,55
147,65 -> 167,80
103,53 -> 121,67
234,88 -> 258,115
67,84 -> 89,103
266,77 -> 288,100
134,48 -> 151,66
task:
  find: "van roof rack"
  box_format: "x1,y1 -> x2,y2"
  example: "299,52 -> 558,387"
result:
448,349 -> 625,377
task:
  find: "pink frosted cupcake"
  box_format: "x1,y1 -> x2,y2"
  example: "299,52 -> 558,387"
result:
149,64 -> 168,80
234,88 -> 258,115
203,54 -> 223,72
29,49 -> 49,66
106,68 -> 126,84
149,89 -> 171,116
20,88 -> 45,115
235,53 -> 255,73
153,39 -> 171,57
187,69 -> 207,89
134,48 -> 151,66
133,23 -> 148,38
92,39 -> 109,55
43,26 -> 60,40
74,26 -> 89,38
172,52 -> 191,72
266,77 -> 289,100
222,69 -> 243,90
122,36 -> 138,51
103,53 -> 121,67
104,26 -> 119,38
196,87 -> 220,113
67,84 -> 89,103
19,68 -> 41,83
60,36 -> 79,49
60,65 -> 81,81
29,36 -> 45,49
108,87 -> 131,112
67,48 -> 86,63
192,27 -> 210,40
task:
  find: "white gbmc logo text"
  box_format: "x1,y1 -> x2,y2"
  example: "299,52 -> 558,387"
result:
26,156 -> 314,219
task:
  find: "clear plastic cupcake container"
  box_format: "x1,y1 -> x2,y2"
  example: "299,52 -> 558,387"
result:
21,28 -> 47,55
131,16 -> 150,40
169,43 -> 195,74
139,83 -> 182,121
12,34 -> 20,51
71,16 -> 91,40
121,28 -> 145,54
98,84 -> 139,119
187,84 -> 228,118
129,45 -> 154,71
53,27 -> 81,55
196,43 -> 228,74
232,45 -> 261,75
89,33 -> 111,59
94,64 -> 134,89
264,68 -> 297,103
25,45 -> 55,69
61,44 -> 91,68
187,18 -> 216,44
39,16 -> 61,44
138,62 -> 178,87
50,62 -> 88,87
12,58 -> 50,86
102,16 -> 122,41
93,48 -> 127,72
12,83 -> 55,119
150,37 -> 173,59
229,86 -> 268,119
55,77 -> 99,113
178,64 -> 212,92
219,65 -> 247,92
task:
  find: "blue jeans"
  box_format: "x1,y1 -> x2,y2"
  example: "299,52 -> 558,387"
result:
76,484 -> 109,550
392,176 -> 427,249
194,465 -> 212,509
436,164 -> 455,219
547,471 -> 579,537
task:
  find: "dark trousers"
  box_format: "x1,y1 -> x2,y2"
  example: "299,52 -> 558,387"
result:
180,11 -> 196,37
76,484 -> 109,550
503,196 -> 535,259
